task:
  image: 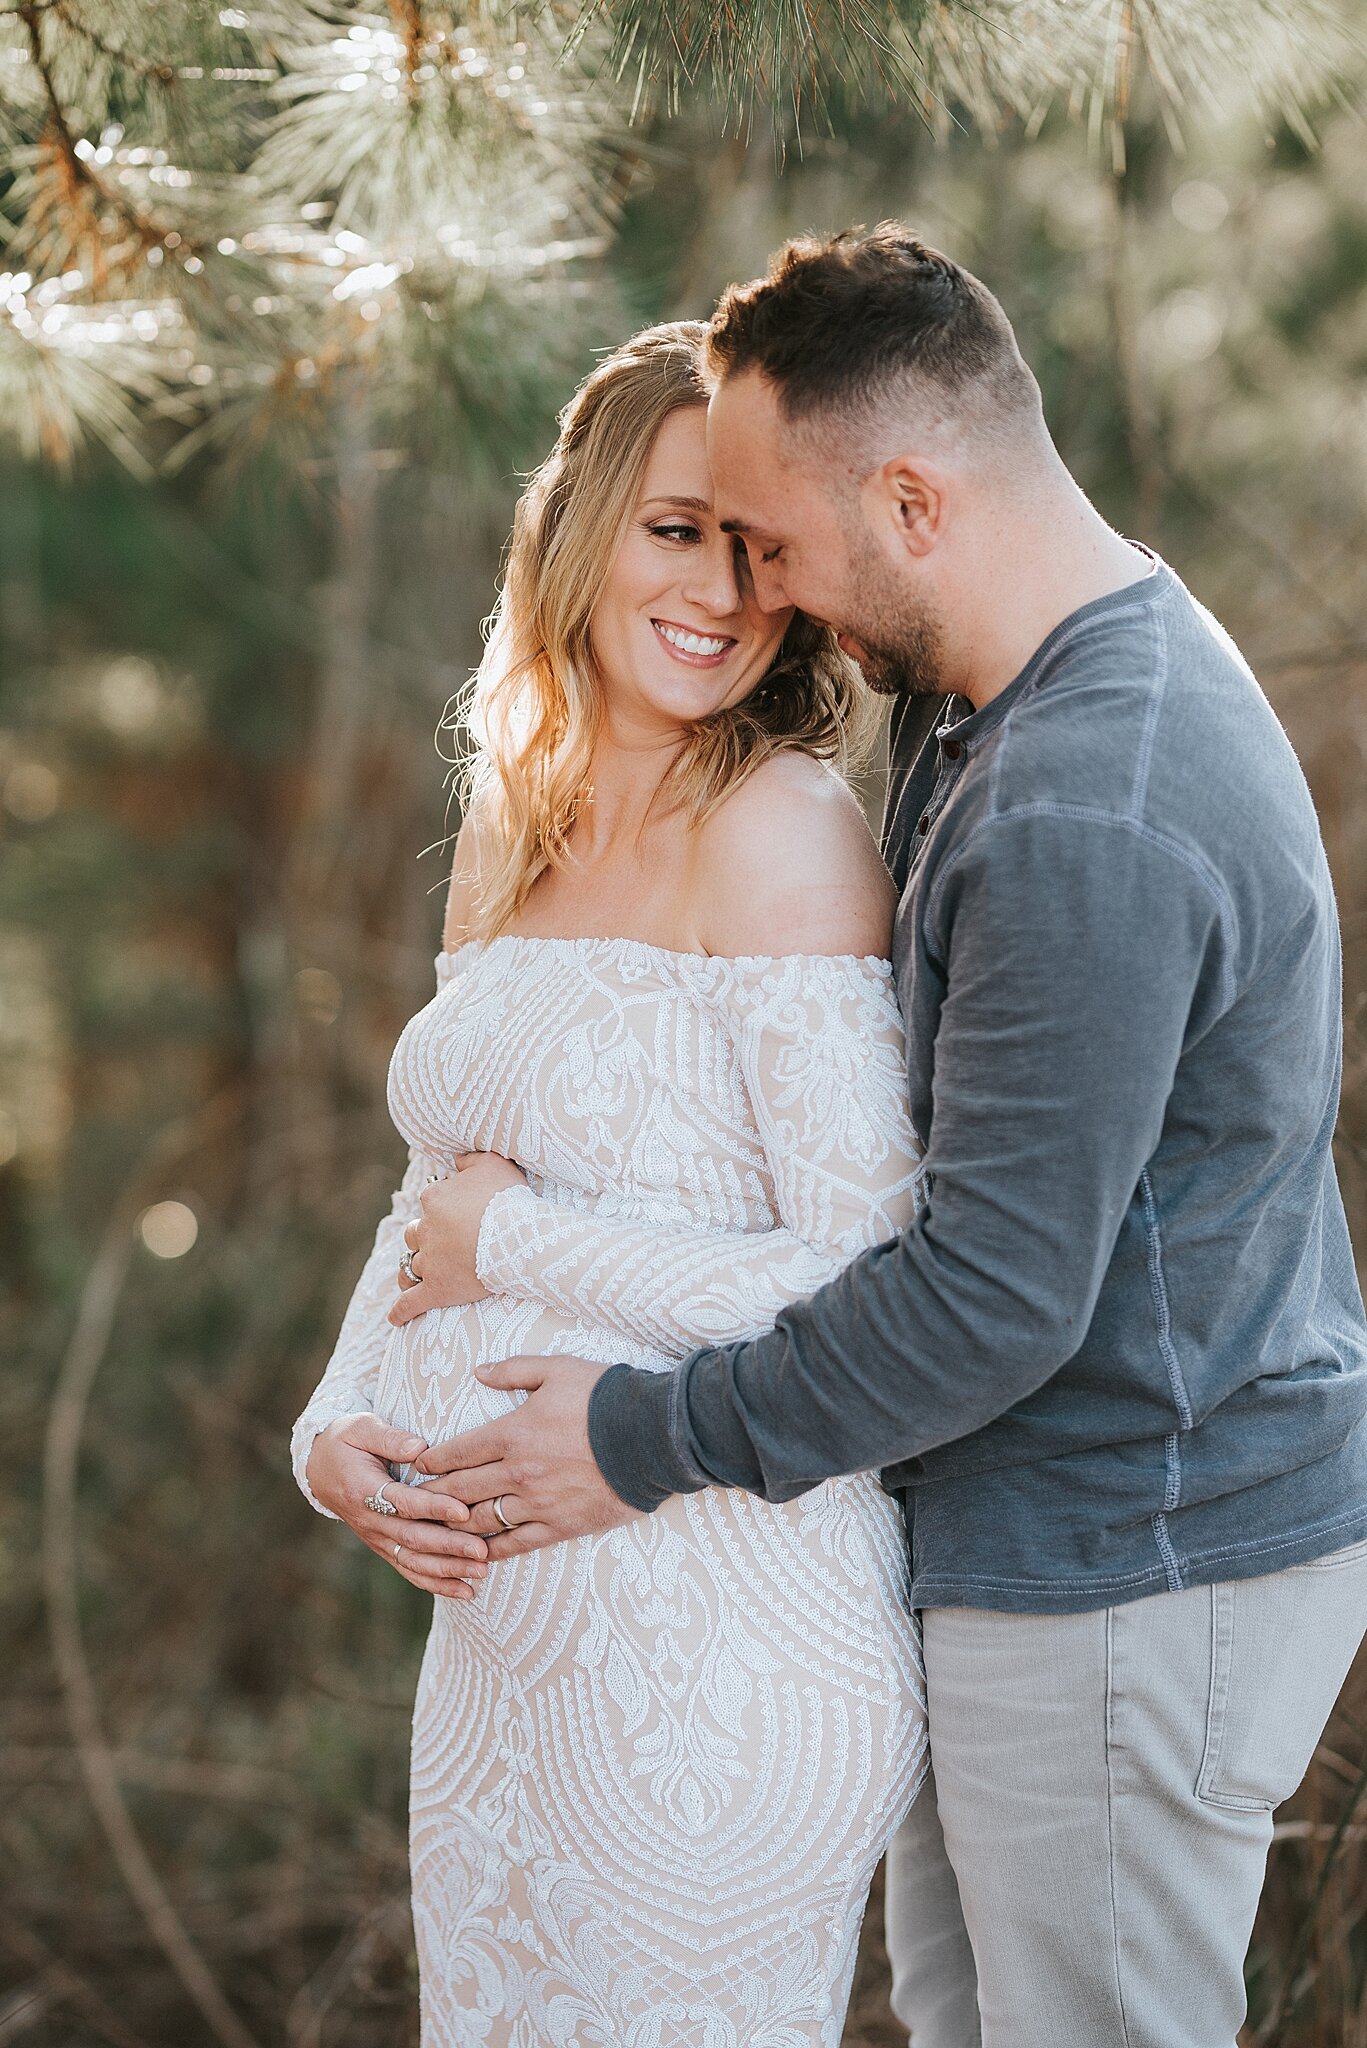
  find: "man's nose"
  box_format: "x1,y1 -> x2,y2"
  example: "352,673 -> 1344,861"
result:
750,560 -> 790,614
682,538 -> 744,617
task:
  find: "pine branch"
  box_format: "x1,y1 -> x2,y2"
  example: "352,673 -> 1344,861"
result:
567,0 -> 931,134
0,272 -> 187,470
8,1 -> 207,283
0,0 -> 623,474
1,0 -> 1358,475
40,0 -> 179,86
251,6 -> 609,242
567,0 -> 1364,141
926,0 -> 1364,146
17,2 -> 129,228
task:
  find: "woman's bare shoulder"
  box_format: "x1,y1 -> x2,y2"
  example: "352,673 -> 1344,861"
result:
691,751 -> 895,961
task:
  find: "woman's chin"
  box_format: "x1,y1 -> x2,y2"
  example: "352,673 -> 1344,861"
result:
636,669 -> 745,723
653,648 -> 783,716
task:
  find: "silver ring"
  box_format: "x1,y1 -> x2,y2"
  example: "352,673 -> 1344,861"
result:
399,1248 -> 418,1285
491,1495 -> 515,1532
365,1483 -> 398,1516
393,1541 -> 403,1561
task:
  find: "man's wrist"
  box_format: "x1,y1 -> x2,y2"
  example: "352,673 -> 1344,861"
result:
587,1362 -> 710,1514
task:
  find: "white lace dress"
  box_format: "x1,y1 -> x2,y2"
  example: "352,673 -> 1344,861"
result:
292,935 -> 928,2048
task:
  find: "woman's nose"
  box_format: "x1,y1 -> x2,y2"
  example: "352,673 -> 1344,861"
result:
680,536 -> 744,618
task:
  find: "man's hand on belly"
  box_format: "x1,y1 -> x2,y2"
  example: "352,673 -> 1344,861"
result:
412,1356 -> 642,1555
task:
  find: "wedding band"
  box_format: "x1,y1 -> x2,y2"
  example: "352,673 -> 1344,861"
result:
393,1541 -> 403,1561
491,1495 -> 515,1532
365,1483 -> 398,1516
399,1248 -> 418,1285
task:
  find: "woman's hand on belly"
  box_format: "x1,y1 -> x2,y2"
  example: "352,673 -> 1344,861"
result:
306,1412 -> 492,1598
388,1152 -> 526,1325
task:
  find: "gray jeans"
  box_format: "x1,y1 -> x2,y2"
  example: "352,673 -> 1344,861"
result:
885,1540 -> 1367,2048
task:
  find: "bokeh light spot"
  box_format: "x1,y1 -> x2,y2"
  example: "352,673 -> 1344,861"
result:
97,656 -> 162,734
294,966 -> 343,1025
139,1200 -> 199,1259
1160,289 -> 1227,362
1171,181 -> 1230,233
4,763 -> 60,821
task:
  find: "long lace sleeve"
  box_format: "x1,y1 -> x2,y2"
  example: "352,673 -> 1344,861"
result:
474,954 -> 923,1357
290,1146 -> 429,1517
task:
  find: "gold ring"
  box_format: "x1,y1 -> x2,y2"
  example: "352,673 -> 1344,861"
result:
393,1542 -> 403,1561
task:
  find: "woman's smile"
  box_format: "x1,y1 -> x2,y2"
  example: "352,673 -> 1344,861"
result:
650,616 -> 739,667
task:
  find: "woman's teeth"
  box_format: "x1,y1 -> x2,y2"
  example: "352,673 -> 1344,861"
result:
655,621 -> 732,658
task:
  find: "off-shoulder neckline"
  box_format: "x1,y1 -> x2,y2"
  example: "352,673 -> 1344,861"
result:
436,933 -> 893,976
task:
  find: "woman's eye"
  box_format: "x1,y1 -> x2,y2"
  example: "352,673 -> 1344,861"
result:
648,522 -> 701,545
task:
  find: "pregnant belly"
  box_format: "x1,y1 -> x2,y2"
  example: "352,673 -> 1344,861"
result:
374,1290 -> 676,1453
415,1465 -> 923,1825
377,1301 -> 923,1764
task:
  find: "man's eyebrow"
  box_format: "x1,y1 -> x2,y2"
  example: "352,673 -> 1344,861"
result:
719,517 -> 779,542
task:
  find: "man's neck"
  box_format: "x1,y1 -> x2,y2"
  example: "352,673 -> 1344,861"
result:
955,504 -> 1154,713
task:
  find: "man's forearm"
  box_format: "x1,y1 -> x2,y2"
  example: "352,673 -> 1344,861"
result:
588,1209 -> 1091,1507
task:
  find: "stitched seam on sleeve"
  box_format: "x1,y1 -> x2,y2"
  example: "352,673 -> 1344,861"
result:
926,803 -> 1237,1007
1128,606 -> 1167,819
667,1365 -> 715,1489
1139,1168 -> 1194,1436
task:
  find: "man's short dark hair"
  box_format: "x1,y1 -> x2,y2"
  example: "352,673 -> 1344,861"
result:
706,223 -> 1038,439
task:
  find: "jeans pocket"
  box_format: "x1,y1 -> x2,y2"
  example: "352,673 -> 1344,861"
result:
1197,1551 -> 1367,1813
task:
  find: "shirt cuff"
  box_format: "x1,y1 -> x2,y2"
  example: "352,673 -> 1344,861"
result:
587,1362 -> 711,1513
290,1411 -> 345,1519
473,1182 -> 543,1294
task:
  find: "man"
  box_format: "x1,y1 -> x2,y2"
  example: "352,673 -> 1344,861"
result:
408,227 -> 1367,2045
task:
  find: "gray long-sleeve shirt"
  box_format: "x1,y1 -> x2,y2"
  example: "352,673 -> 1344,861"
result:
587,557 -> 1367,1613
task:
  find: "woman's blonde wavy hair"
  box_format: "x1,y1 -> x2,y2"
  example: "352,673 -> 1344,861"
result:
455,319 -> 877,941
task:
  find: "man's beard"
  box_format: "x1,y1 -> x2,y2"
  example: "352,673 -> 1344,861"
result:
839,524 -> 947,699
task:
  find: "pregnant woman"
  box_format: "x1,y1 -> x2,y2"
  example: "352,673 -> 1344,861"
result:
292,322 -> 928,2045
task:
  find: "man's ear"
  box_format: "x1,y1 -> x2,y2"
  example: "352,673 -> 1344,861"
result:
866,454 -> 947,558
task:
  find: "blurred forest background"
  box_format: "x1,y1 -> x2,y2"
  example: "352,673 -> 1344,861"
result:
1,3 -> 1365,2044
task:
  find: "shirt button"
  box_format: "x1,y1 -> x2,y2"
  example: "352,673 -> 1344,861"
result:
943,739 -> 962,760
917,814 -> 930,834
